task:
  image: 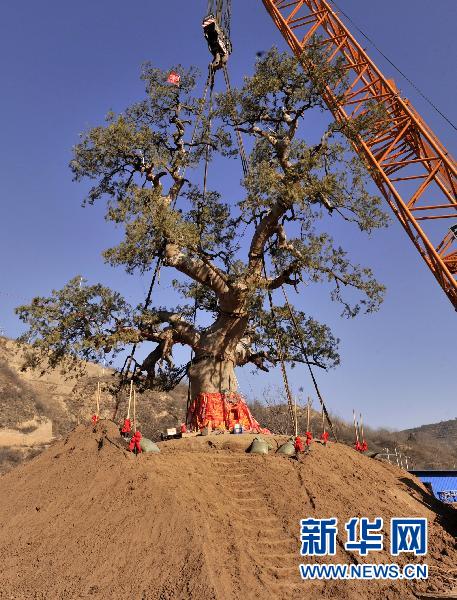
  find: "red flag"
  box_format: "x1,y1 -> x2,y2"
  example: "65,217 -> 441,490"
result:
129,431 -> 142,454
167,71 -> 180,86
121,418 -> 131,434
294,436 -> 304,453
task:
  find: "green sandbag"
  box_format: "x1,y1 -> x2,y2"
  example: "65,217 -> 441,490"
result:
276,439 -> 295,456
247,437 -> 270,455
140,437 -> 161,453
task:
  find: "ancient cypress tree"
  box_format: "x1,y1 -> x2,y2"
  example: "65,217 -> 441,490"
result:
16,47 -> 388,411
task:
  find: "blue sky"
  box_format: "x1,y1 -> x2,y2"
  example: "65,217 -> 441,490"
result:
0,0 -> 455,429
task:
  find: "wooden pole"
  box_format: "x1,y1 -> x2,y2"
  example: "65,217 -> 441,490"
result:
96,381 -> 100,416
294,396 -> 298,437
321,405 -> 325,434
133,388 -> 136,432
359,412 -> 365,442
127,380 -> 133,420
307,397 -> 311,432
353,409 -> 360,445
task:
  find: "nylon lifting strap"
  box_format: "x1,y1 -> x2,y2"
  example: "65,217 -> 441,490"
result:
206,0 -> 232,38
264,267 -> 297,434
223,62 -> 337,441
281,285 -> 338,442
222,66 -> 249,177
112,71 -> 215,420
222,64 -> 296,433
186,76 -> 216,420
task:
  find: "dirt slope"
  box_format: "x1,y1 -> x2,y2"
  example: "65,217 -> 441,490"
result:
0,421 -> 455,600
251,399 -> 457,470
0,337 -> 187,473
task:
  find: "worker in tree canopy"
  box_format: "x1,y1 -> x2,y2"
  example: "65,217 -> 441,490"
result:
202,14 -> 231,73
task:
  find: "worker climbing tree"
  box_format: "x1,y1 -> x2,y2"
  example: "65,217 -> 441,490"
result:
16,43 -> 388,432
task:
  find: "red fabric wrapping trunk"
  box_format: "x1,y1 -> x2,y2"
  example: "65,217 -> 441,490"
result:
187,392 -> 269,434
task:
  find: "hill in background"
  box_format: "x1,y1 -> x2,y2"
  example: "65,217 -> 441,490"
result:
1,336 -> 456,472
0,337 -> 187,473
252,399 -> 457,470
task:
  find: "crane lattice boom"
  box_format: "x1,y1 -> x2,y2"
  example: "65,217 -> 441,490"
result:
262,0 -> 457,309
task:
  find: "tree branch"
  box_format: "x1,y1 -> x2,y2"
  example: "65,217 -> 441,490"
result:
235,341 -> 275,371
247,201 -> 290,276
153,311 -> 200,347
164,243 -> 230,296
259,260 -> 301,290
286,355 -> 326,369
140,333 -> 174,383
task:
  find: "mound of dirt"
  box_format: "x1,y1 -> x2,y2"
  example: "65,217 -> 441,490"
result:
0,337 -> 188,474
0,421 -> 455,600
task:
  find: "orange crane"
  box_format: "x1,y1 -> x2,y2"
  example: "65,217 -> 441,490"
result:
259,0 -> 457,309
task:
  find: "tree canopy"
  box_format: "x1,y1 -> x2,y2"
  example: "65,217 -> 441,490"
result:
16,46 -> 388,393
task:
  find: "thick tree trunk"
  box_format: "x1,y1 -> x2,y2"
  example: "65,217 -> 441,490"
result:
187,310 -> 248,398
186,334 -> 266,433
187,357 -> 237,398
171,292 -> 266,432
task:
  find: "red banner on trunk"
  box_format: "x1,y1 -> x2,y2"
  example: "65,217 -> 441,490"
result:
187,392 -> 270,434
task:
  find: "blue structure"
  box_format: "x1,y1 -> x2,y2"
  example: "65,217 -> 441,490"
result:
410,470 -> 457,503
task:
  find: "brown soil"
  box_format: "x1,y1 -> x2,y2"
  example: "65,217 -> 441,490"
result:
0,421 -> 456,600
0,337 -> 188,475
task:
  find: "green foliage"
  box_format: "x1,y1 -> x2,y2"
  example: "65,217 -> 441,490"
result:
71,64 -> 233,274
217,44 -> 347,126
184,185 -> 240,264
272,231 -> 385,317
215,47 -> 387,316
18,47 -> 390,386
103,187 -> 200,273
249,297 -> 340,370
16,277 -> 134,372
